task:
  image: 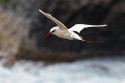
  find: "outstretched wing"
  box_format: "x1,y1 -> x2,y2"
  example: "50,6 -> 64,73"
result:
39,9 -> 68,30
69,24 -> 107,33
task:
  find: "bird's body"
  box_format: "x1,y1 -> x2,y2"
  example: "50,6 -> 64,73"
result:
39,9 -> 107,43
54,29 -> 73,40
51,26 -> 81,40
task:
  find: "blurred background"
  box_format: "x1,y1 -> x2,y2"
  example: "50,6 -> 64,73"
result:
0,0 -> 125,83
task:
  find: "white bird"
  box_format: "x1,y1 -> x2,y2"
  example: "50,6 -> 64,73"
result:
39,9 -> 107,43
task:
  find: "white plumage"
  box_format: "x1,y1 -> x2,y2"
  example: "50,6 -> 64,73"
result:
39,9 -> 107,43
69,24 -> 107,33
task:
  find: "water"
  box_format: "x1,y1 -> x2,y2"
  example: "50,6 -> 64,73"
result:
0,57 -> 125,83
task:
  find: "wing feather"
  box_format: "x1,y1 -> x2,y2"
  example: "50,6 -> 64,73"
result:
39,9 -> 67,30
69,24 -> 107,33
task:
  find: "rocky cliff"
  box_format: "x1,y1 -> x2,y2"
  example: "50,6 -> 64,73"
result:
0,0 -> 125,63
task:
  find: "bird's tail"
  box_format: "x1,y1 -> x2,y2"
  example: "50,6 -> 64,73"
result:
77,37 -> 95,43
81,39 -> 95,43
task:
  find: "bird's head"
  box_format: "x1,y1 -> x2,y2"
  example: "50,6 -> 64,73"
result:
45,26 -> 59,37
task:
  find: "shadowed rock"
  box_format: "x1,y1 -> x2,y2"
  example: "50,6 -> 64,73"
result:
0,0 -> 125,63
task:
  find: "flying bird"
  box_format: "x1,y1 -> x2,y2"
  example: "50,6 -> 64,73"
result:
39,9 -> 107,43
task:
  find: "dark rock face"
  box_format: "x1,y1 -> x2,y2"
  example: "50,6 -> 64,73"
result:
0,0 -> 125,62
29,0 -> 125,52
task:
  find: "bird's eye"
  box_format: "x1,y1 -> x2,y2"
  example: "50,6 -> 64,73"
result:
52,30 -> 55,33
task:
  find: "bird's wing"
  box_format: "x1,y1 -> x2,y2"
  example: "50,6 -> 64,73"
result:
69,24 -> 107,33
39,9 -> 68,30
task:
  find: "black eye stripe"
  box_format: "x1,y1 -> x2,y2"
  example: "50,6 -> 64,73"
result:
52,30 -> 55,33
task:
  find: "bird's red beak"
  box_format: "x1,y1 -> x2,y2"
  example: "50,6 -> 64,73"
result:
45,32 -> 52,37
